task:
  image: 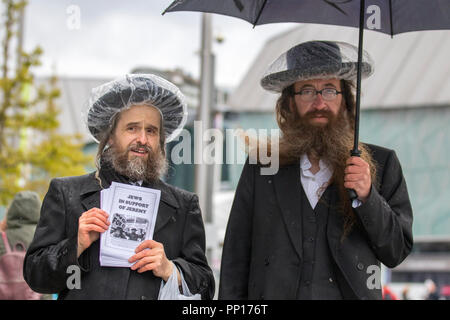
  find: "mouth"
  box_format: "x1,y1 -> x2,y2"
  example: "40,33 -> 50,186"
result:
307,112 -> 331,122
307,114 -> 330,127
310,112 -> 329,118
129,148 -> 149,157
310,115 -> 329,121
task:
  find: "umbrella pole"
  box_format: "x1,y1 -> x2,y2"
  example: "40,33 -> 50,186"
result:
348,0 -> 365,201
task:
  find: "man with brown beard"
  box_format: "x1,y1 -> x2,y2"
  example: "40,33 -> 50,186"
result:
24,74 -> 215,300
219,41 -> 413,300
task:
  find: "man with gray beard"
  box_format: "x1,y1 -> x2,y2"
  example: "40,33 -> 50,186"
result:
24,74 -> 215,300
219,41 -> 413,300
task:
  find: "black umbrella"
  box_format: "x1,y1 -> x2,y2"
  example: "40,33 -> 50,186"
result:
163,0 -> 450,199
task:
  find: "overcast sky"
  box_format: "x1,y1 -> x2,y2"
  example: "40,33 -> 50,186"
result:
23,0 -> 296,89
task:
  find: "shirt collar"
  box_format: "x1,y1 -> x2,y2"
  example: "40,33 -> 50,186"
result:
300,154 -> 312,172
130,180 -> 144,186
300,154 -> 331,173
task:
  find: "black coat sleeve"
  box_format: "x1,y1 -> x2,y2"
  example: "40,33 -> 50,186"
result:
23,179 -> 80,294
354,150 -> 414,268
172,194 -> 215,300
218,160 -> 254,299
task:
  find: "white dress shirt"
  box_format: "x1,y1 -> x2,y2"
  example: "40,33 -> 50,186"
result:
300,154 -> 361,210
300,154 -> 333,209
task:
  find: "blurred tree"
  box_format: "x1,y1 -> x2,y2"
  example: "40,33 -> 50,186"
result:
0,0 -> 92,205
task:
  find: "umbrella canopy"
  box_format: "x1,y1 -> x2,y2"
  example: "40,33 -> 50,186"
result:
164,0 -> 450,35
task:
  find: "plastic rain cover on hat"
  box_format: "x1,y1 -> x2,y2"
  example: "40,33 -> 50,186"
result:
85,74 -> 188,143
260,41 -> 374,92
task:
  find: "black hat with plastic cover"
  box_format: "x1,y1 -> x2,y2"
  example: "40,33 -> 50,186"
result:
260,40 -> 374,92
86,74 -> 188,143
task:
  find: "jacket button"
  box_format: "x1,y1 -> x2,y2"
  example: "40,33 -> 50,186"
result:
264,257 -> 270,266
140,295 -> 147,300
357,262 -> 364,271
329,277 -> 333,283
62,248 -> 68,255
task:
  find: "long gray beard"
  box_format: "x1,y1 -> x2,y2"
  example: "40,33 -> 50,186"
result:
102,144 -> 167,184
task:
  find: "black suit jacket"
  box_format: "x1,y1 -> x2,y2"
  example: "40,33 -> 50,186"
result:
24,172 -> 215,300
219,144 -> 413,300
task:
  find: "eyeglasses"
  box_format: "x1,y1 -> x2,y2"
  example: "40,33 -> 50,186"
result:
293,88 -> 342,102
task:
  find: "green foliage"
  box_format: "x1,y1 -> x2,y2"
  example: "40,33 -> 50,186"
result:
0,0 -> 92,205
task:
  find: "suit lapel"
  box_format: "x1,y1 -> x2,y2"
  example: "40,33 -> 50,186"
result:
153,203 -> 176,235
149,180 -> 179,235
80,173 -> 103,212
273,163 -> 303,259
81,192 -> 101,212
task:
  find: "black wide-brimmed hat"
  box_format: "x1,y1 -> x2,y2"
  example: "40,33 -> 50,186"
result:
261,40 -> 374,92
86,74 -> 187,143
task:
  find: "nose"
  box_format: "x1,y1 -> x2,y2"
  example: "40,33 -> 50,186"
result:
311,93 -> 327,111
136,128 -> 148,145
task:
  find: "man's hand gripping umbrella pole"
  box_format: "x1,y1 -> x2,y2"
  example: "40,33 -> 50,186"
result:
347,0 -> 365,202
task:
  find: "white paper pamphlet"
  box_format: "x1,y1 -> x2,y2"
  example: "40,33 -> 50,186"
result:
99,182 -> 161,267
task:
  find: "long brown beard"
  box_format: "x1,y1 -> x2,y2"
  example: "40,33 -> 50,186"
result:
278,108 -> 377,238
279,108 -> 353,162
102,142 -> 167,184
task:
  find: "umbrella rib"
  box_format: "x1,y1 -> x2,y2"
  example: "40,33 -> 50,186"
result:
252,0 -> 268,27
233,0 -> 244,12
389,0 -> 394,37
